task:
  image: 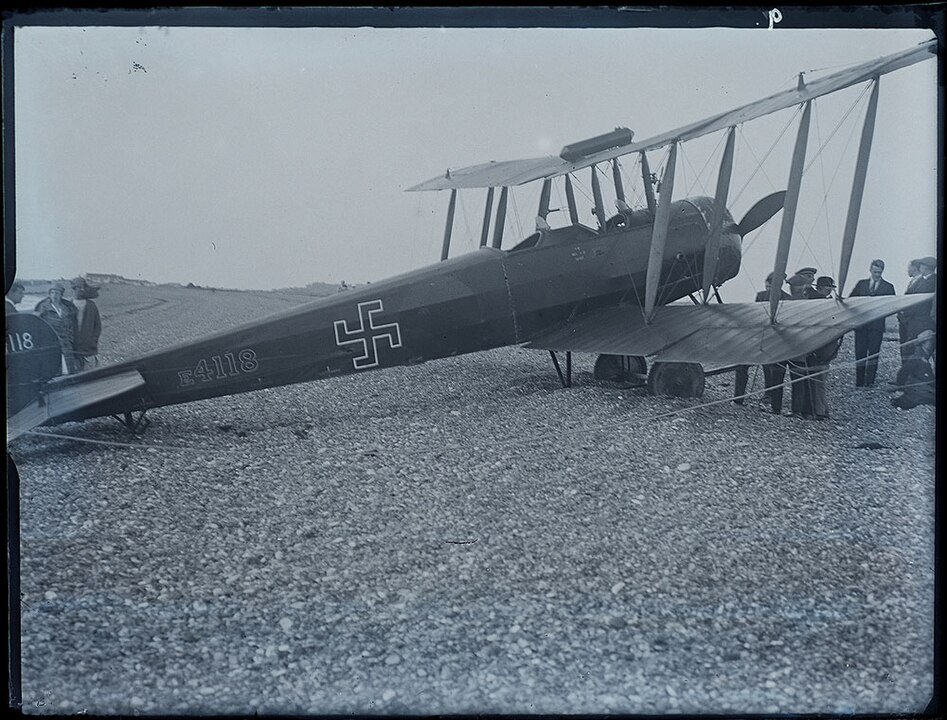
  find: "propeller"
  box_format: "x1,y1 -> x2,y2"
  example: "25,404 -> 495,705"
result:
737,190 -> 786,236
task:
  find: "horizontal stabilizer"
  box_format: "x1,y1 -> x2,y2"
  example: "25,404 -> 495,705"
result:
524,295 -> 931,369
6,369 -> 145,443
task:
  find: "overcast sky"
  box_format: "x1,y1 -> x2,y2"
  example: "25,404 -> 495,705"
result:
10,20 -> 938,301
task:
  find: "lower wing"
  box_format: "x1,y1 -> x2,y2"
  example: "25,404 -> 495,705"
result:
524,295 -> 929,368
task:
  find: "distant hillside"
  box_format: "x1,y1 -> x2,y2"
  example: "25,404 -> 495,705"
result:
17,274 -> 349,298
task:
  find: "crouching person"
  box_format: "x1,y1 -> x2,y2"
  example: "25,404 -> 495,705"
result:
891,330 -> 936,410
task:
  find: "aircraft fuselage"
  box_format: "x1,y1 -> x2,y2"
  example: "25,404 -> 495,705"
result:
52,196 -> 740,422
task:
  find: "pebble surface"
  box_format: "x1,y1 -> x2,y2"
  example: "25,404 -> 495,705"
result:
11,283 -> 935,715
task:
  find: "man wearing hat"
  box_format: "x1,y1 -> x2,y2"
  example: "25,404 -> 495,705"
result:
734,272 -> 792,409
795,267 -> 821,298
813,275 -> 837,298
34,282 -> 79,373
786,272 -> 811,300
803,276 -> 841,419
898,259 -> 924,359
849,260 -> 895,386
786,272 -> 837,418
900,255 -> 936,362
71,277 -> 103,370
905,258 -> 922,292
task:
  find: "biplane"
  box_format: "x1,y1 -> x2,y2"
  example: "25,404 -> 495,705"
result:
5,39 -> 937,443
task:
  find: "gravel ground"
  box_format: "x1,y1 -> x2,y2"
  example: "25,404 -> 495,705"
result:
10,284 -> 935,715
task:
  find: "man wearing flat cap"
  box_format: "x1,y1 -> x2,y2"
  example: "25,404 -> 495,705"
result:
786,272 -> 810,300
849,260 -> 895,386
794,267 -> 821,298
900,255 -> 936,364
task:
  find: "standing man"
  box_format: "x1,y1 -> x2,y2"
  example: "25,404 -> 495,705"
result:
898,259 -> 921,359
6,280 -> 25,313
804,277 -> 841,420
795,267 -> 821,298
786,273 -> 815,417
900,256 -> 937,359
734,272 -> 791,409
849,259 -> 895,387
71,277 -> 103,370
34,282 -> 79,373
787,272 -> 810,300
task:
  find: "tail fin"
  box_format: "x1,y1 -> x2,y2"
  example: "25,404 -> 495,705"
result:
6,313 -> 147,442
6,313 -> 64,417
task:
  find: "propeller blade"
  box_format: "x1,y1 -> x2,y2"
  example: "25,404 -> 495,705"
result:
737,191 -> 786,236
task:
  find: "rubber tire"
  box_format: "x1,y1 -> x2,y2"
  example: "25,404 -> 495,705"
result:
647,361 -> 705,398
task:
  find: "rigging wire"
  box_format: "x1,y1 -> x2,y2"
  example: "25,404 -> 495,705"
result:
732,107 -> 801,205
682,130 -> 727,197
775,91 -> 866,279
803,82 -> 871,175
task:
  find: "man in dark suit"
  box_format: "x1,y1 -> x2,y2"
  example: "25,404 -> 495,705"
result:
900,256 -> 936,360
848,259 -> 896,386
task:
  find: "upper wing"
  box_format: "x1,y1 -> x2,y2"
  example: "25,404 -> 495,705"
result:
408,39 -> 936,192
6,368 -> 145,443
524,295 -> 930,369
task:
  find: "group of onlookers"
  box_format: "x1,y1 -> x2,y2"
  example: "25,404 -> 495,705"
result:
5,277 -> 102,373
4,258 -> 937,410
736,256 -> 936,418
735,266 -> 843,420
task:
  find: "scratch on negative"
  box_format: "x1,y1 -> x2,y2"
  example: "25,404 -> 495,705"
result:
498,256 -> 521,342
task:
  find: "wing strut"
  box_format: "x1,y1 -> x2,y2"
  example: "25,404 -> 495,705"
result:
837,77 -> 880,297
591,165 -> 606,230
612,158 -> 625,202
702,126 -> 736,303
441,188 -> 457,261
538,178 -> 552,222
640,151 -> 657,217
492,186 -> 509,249
479,187 -> 494,247
564,174 -> 579,224
769,101 -> 812,322
645,140 -> 678,322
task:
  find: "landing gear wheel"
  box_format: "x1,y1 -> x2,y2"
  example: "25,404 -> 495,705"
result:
647,362 -> 705,398
594,354 -> 647,386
